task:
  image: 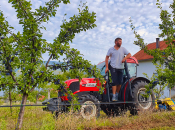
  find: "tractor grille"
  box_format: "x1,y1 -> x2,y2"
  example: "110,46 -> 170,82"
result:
69,81 -> 80,93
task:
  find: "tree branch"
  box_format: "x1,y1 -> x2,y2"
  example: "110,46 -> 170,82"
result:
30,54 -> 53,92
0,40 -> 19,86
17,0 -> 29,19
46,54 -> 53,69
36,0 -> 55,22
0,24 -> 22,45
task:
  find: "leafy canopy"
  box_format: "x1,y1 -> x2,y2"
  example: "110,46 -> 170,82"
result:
129,0 -> 175,98
0,0 -> 105,98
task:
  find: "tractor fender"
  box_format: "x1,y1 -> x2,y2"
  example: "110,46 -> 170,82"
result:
131,77 -> 160,89
130,77 -> 150,85
122,77 -> 150,102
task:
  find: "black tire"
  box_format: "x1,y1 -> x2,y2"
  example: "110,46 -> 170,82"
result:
78,95 -> 100,120
101,104 -> 121,117
101,104 -> 114,117
130,80 -> 155,115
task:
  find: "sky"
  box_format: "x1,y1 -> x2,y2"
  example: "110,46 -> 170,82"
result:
0,0 -> 174,96
0,0 -> 174,65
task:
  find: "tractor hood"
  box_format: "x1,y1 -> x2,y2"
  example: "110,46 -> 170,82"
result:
64,78 -> 99,87
63,77 -> 101,94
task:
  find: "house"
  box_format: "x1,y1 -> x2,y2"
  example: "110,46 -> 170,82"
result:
133,38 -> 175,98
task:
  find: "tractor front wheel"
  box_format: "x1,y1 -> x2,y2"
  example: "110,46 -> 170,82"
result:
78,95 -> 100,120
130,80 -> 155,115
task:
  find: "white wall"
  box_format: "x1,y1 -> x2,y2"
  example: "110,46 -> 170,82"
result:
137,60 -> 156,78
171,88 -> 175,97
137,60 -> 170,98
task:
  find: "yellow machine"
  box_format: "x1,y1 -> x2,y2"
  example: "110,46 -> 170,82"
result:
155,98 -> 175,110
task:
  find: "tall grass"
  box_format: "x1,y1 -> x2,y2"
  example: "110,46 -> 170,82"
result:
0,105 -> 175,130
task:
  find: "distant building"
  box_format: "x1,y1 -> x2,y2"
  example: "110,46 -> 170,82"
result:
133,38 -> 175,98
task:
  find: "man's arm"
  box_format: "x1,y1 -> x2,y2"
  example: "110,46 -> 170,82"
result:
125,53 -> 131,59
105,56 -> 110,73
122,53 -> 131,63
105,56 -> 109,68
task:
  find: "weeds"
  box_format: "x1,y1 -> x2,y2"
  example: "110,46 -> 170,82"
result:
0,105 -> 175,130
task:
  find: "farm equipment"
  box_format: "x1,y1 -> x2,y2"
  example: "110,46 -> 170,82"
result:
155,98 -> 175,111
42,56 -> 157,119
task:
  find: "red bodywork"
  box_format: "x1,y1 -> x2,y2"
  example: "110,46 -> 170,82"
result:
61,78 -> 101,101
61,57 -> 139,101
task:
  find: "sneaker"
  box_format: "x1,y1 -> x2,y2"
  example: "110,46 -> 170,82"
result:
115,93 -> 118,97
112,96 -> 118,101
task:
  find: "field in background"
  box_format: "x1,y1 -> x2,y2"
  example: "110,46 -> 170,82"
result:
0,104 -> 175,130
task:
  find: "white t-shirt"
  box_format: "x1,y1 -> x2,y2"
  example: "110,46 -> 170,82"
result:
106,46 -> 130,69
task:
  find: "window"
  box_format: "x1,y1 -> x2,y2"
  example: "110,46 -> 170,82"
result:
97,62 -> 105,76
97,62 -> 137,77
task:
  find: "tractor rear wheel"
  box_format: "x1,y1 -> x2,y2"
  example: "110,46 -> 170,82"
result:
130,80 -> 155,115
78,95 -> 100,120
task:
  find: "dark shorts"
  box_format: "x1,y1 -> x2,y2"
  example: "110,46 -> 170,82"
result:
109,65 -> 124,86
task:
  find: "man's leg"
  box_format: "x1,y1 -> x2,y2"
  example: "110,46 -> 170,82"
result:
116,85 -> 121,93
110,67 -> 118,101
112,85 -> 118,101
115,69 -> 124,99
112,85 -> 117,94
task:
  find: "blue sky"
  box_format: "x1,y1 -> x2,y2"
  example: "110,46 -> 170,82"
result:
1,0 -> 173,65
0,0 -> 174,96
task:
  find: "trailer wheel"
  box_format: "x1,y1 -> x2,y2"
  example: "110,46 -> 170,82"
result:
130,80 -> 155,115
78,95 -> 100,120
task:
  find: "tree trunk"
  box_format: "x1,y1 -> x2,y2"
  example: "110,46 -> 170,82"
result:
48,89 -> 50,99
9,89 -> 12,116
36,93 -> 39,104
15,93 -> 28,130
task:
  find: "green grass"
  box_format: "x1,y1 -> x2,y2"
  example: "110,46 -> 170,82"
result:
0,105 -> 175,130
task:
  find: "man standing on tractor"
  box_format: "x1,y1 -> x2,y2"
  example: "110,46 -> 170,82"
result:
105,38 -> 131,101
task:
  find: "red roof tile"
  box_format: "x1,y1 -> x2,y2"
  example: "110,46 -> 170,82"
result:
133,40 -> 170,61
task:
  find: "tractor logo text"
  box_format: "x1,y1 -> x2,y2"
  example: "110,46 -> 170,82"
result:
85,83 -> 97,87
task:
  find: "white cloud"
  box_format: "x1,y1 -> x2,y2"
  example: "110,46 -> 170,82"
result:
0,0 -> 174,65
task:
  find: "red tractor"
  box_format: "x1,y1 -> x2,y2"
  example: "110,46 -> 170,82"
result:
42,57 -> 156,119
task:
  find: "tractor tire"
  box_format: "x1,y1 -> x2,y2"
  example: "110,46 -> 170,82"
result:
78,95 -> 100,120
130,80 -> 155,115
